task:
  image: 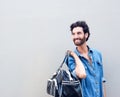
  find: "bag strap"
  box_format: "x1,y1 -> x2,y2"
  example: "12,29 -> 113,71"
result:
56,51 -> 69,73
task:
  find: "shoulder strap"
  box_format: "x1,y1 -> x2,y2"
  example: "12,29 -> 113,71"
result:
56,52 -> 69,73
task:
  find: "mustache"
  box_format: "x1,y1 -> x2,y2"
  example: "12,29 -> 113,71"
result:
73,38 -> 81,41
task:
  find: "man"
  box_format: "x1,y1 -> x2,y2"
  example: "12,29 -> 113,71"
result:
66,21 -> 106,97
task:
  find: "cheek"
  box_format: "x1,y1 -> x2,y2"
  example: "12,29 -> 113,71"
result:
71,35 -> 76,40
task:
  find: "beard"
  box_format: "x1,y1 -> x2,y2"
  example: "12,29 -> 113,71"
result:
73,36 -> 86,46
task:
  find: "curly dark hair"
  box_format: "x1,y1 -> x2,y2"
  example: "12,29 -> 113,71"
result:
70,21 -> 90,41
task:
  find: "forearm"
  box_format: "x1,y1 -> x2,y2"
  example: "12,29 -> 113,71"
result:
103,83 -> 106,97
69,51 -> 86,78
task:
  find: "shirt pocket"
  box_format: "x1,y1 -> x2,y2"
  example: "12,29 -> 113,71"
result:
96,60 -> 102,66
96,60 -> 103,73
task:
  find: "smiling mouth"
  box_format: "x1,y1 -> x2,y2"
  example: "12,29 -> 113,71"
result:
74,39 -> 80,42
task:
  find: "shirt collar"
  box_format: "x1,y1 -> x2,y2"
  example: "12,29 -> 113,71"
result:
74,46 -> 93,57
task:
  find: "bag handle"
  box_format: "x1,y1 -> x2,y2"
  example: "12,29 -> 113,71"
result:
56,51 -> 69,73
56,51 -> 80,80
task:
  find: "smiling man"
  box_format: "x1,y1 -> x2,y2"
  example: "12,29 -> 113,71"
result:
66,21 -> 106,97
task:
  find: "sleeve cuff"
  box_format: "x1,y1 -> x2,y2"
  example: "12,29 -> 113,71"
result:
102,77 -> 106,83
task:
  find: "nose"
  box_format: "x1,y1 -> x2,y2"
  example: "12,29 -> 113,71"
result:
73,34 -> 79,39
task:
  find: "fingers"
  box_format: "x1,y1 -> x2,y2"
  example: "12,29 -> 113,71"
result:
66,50 -> 72,56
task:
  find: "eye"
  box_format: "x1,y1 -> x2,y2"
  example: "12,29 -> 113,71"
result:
77,32 -> 81,35
71,32 -> 75,35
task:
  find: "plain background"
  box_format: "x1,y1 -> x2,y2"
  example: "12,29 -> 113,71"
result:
0,0 -> 120,97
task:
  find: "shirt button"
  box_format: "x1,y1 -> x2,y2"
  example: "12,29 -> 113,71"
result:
95,81 -> 98,84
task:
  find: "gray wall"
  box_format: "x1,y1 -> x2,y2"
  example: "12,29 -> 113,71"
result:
0,0 -> 120,97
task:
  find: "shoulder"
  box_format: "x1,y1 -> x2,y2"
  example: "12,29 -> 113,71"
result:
91,48 -> 102,56
91,48 -> 103,62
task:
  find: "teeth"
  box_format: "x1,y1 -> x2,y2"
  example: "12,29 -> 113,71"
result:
75,39 -> 80,41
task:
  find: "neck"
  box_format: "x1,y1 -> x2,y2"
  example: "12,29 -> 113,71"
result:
77,43 -> 88,54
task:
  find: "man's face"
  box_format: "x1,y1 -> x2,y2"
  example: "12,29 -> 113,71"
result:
71,27 -> 87,46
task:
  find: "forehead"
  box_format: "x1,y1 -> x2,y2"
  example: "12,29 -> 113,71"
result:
72,27 -> 84,33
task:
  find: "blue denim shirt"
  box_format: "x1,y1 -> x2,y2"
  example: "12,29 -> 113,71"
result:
66,47 -> 105,97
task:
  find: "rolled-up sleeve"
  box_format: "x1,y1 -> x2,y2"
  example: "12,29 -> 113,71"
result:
65,56 -> 76,72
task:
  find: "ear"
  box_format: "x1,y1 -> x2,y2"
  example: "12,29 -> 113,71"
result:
85,33 -> 88,39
